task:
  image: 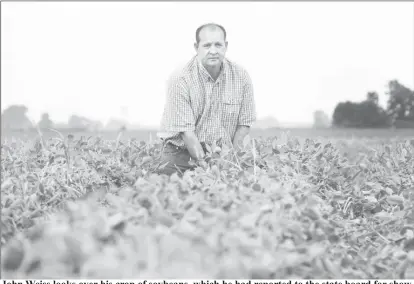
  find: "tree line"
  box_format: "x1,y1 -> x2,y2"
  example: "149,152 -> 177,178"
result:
331,80 -> 414,128
2,79 -> 413,131
0,109 -> 130,132
314,79 -> 413,128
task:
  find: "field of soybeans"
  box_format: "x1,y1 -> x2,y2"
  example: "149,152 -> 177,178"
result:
1,128 -> 414,279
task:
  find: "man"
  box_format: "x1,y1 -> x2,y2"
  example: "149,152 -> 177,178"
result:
156,23 -> 256,176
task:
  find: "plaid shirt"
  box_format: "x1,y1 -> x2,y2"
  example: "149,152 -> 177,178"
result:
157,56 -> 256,148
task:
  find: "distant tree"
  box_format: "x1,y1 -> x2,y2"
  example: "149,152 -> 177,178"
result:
38,113 -> 54,129
332,101 -> 358,127
313,110 -> 330,128
68,115 -> 91,129
332,97 -> 390,128
366,91 -> 379,105
1,105 -> 33,130
358,100 -> 390,128
66,114 -> 103,131
385,80 -> 414,123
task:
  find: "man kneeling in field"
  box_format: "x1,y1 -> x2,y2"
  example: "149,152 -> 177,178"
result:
156,23 -> 257,176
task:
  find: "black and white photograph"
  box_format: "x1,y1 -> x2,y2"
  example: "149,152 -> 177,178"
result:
1,0 -> 414,280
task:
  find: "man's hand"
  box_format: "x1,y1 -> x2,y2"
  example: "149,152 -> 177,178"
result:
232,125 -> 250,151
181,131 -> 205,161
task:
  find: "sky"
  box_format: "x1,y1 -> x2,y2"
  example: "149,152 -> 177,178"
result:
2,2 -> 413,128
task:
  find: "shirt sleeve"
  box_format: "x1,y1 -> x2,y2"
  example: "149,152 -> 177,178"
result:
160,76 -> 196,133
237,70 -> 257,127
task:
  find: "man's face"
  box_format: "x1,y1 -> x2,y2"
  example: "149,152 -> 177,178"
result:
195,27 -> 228,69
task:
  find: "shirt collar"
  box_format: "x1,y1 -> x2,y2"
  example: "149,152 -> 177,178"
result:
195,56 -> 227,83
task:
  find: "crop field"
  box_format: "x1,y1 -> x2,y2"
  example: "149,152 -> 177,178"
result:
2,127 -> 414,143
1,128 -> 414,279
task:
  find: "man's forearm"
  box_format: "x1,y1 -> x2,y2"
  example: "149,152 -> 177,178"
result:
232,125 -> 250,151
181,131 -> 205,160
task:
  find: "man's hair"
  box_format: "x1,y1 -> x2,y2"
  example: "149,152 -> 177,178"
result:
195,23 -> 227,44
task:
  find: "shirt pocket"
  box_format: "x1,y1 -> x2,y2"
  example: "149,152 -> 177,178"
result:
222,96 -> 242,121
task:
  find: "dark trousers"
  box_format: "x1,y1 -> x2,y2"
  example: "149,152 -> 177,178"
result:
156,143 -> 196,176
